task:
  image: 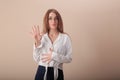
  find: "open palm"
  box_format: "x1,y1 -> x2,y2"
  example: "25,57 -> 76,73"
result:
31,25 -> 43,44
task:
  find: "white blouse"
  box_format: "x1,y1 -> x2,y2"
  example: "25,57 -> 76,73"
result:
33,32 -> 72,80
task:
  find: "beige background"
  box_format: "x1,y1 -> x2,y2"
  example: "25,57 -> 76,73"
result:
0,0 -> 120,80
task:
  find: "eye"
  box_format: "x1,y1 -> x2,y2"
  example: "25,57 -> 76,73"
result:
48,17 -> 52,20
54,17 -> 58,20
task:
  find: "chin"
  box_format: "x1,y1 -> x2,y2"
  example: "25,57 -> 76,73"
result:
50,26 -> 57,29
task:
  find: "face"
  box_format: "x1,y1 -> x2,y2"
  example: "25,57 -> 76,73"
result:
48,12 -> 58,30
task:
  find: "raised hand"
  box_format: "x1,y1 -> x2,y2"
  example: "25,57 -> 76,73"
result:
30,25 -> 43,47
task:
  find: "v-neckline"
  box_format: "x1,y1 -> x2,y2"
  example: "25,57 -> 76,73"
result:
47,32 -> 60,45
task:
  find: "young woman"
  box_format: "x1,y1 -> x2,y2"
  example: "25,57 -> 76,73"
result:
31,9 -> 72,80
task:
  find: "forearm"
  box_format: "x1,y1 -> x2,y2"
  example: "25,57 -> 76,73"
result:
33,42 -> 43,63
51,51 -> 72,63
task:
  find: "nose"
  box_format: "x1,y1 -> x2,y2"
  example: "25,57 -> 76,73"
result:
51,19 -> 56,23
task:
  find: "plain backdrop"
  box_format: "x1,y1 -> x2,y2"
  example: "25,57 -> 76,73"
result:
0,0 -> 120,80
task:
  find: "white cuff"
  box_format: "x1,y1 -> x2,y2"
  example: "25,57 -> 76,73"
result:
33,43 -> 43,50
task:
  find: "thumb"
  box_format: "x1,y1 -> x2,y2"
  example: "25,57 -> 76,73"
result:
40,32 -> 44,36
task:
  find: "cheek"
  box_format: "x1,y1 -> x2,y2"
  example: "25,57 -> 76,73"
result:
48,21 -> 53,28
48,20 -> 52,25
54,20 -> 58,26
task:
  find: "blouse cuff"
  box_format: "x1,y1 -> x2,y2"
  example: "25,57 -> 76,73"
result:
33,43 -> 43,49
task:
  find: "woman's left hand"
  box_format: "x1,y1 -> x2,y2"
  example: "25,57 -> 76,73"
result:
41,48 -> 53,63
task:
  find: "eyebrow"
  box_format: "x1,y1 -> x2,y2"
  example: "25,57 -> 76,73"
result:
48,16 -> 58,19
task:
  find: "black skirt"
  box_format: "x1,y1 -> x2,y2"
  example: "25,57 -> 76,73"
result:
35,65 -> 64,80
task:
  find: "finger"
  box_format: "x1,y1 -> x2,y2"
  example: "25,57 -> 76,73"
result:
42,54 -> 49,56
30,32 -> 36,39
37,25 -> 40,34
47,60 -> 50,64
34,25 -> 37,33
43,59 -> 50,63
42,57 -> 49,62
42,59 -> 49,63
42,58 -> 49,61
32,26 -> 37,36
40,32 -> 44,36
41,55 -> 48,59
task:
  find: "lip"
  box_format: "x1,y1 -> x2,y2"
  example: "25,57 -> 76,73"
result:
52,24 -> 56,26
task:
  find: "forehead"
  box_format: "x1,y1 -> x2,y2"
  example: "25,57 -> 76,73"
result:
49,12 -> 57,17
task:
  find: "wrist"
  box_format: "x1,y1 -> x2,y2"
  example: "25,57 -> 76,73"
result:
35,41 -> 41,47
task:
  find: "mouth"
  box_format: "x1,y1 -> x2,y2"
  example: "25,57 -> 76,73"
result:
52,24 -> 56,26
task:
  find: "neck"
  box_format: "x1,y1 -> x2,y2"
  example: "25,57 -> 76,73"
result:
49,29 -> 58,35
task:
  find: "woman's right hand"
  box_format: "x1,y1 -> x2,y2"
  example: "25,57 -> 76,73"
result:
30,25 -> 43,47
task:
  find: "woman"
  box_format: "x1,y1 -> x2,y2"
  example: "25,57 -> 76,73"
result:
31,9 -> 72,80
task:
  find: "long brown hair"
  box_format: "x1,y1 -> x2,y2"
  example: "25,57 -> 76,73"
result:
43,9 -> 64,33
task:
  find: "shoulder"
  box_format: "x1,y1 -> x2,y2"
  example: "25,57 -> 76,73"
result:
60,32 -> 72,41
60,33 -> 72,47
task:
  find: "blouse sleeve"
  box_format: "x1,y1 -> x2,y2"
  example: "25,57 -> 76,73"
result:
51,36 -> 72,63
33,38 -> 44,63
